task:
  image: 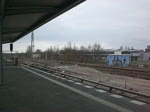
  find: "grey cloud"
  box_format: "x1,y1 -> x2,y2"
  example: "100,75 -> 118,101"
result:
6,0 -> 150,52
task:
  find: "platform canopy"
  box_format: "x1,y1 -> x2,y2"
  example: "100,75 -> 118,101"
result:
0,0 -> 85,44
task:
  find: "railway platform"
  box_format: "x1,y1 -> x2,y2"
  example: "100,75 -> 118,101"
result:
0,62 -> 150,112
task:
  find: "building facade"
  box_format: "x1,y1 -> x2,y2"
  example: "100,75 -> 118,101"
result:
145,45 -> 150,52
131,52 -> 150,61
33,53 -> 41,59
107,54 -> 130,67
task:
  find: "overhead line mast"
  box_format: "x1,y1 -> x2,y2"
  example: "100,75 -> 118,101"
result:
31,32 -> 34,59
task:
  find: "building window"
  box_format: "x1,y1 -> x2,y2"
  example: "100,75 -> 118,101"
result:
124,59 -> 126,63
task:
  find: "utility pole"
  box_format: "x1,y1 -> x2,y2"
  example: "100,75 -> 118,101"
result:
45,50 -> 47,60
31,32 -> 34,59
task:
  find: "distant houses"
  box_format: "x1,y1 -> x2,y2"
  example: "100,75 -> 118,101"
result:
131,46 -> 150,61
33,49 -> 42,59
33,53 -> 41,59
107,45 -> 150,67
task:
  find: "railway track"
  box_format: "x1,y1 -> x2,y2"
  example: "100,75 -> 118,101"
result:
22,59 -> 150,79
58,61 -> 150,80
22,60 -> 150,103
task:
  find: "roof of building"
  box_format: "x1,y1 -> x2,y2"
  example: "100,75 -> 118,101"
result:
115,49 -> 140,52
105,49 -> 140,52
107,54 -> 131,56
1,0 -> 85,44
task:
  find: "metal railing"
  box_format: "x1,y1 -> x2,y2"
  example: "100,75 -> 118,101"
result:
22,61 -> 150,103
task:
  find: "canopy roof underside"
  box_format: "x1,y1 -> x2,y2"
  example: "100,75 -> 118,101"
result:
0,0 -> 85,44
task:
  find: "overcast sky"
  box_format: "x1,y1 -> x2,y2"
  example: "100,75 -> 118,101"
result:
3,0 -> 150,52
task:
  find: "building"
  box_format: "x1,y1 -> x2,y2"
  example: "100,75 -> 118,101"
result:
33,49 -> 42,59
107,46 -> 150,67
107,51 -> 131,67
131,52 -> 150,61
145,45 -> 150,52
107,54 -> 130,67
33,53 -> 41,59
131,46 -> 150,61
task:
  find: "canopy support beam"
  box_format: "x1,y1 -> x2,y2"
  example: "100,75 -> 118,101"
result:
5,7 -> 59,16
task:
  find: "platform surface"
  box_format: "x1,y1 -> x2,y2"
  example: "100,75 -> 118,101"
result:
0,63 -> 150,112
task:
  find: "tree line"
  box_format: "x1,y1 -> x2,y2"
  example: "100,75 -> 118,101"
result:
25,42 -> 109,64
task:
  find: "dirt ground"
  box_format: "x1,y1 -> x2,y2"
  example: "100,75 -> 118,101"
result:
58,65 -> 150,95
24,59 -> 150,95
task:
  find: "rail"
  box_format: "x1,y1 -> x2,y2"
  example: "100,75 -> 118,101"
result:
24,59 -> 150,78
57,61 -> 150,80
22,61 -> 150,103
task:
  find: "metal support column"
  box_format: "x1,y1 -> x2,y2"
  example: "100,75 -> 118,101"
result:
0,20 -> 3,85
0,0 -> 6,85
31,32 -> 34,59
